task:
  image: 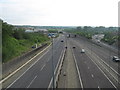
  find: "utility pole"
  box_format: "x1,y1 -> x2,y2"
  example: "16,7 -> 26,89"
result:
52,36 -> 55,90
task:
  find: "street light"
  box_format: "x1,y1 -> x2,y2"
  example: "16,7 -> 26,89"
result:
51,35 -> 55,89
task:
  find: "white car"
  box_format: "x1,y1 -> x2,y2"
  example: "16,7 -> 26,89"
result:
112,56 -> 120,62
81,49 -> 85,53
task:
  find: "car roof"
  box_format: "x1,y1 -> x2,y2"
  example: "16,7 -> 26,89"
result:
113,56 -> 118,58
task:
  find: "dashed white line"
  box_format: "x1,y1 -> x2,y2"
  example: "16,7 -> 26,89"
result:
72,49 -> 84,89
91,74 -> 94,78
0,43 -> 51,84
27,75 -> 37,88
6,50 -> 50,88
48,49 -> 64,88
87,54 -> 117,88
40,64 -> 46,71
88,48 -> 120,76
88,67 -> 90,69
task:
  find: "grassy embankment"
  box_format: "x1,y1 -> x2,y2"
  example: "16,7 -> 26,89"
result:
2,21 -> 50,63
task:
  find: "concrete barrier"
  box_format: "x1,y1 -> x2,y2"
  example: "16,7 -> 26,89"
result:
47,49 -> 66,89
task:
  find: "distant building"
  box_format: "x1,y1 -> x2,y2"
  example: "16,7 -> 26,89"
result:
25,29 -> 48,34
25,30 -> 34,33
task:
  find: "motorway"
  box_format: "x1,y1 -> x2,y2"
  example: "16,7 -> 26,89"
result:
2,34 -> 65,88
72,35 -> 119,73
2,33 -> 120,89
68,34 -> 119,89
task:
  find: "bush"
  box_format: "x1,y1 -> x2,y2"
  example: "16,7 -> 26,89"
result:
2,21 -> 50,62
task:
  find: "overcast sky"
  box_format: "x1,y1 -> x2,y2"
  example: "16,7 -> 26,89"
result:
0,0 -> 119,26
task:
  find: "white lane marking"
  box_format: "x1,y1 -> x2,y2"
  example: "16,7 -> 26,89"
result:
87,54 -> 117,88
72,39 -> 117,88
0,43 -> 52,84
86,49 -> 119,83
72,39 -> 119,76
71,38 -> 118,88
88,67 -> 90,69
48,49 -> 65,89
6,50 -> 50,88
86,48 -> 120,76
27,75 -> 37,88
40,64 -> 46,71
91,74 -> 94,78
72,49 -> 84,89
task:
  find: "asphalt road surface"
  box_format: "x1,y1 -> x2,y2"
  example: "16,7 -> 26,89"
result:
2,33 -> 119,89
3,34 -> 65,88
71,35 -> 119,76
68,34 -> 119,89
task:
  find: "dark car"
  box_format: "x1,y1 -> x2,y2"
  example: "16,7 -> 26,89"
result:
73,46 -> 76,49
61,40 -> 64,42
112,56 -> 120,62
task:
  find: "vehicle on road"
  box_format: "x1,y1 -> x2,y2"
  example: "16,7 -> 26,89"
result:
73,46 -> 76,49
61,40 -> 64,42
81,49 -> 85,53
112,56 -> 120,62
97,40 -> 100,43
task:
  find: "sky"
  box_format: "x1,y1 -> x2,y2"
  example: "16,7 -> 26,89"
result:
0,0 -> 119,26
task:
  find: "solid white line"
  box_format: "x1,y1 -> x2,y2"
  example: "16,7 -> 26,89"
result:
0,43 -> 52,84
86,49 -> 119,83
40,64 -> 46,71
6,49 -> 50,88
54,50 -> 64,76
87,48 -> 120,76
72,49 -> 84,89
48,77 -> 53,89
48,49 -> 64,88
27,75 -> 37,88
74,39 -> 119,77
87,54 -> 117,88
73,40 -> 117,88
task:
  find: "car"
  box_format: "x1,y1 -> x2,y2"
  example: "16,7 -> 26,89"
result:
73,46 -> 76,49
97,40 -> 100,43
81,49 -> 85,53
61,40 -> 64,42
112,56 -> 120,62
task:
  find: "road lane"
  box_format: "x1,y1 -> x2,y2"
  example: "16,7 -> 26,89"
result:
69,38 -> 116,88
71,36 -> 119,75
4,34 -> 65,88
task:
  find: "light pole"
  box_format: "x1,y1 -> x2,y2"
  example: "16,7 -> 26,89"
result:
51,36 -> 55,89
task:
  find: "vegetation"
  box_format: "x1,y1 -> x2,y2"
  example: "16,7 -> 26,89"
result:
101,31 -> 118,45
48,29 -> 58,33
65,26 -> 119,45
2,21 -> 50,63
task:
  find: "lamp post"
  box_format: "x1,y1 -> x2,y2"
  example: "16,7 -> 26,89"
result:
51,35 -> 55,89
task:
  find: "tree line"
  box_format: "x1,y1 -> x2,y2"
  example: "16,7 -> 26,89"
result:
2,20 -> 49,62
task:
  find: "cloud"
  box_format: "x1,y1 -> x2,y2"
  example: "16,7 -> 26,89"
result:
0,0 -> 119,26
